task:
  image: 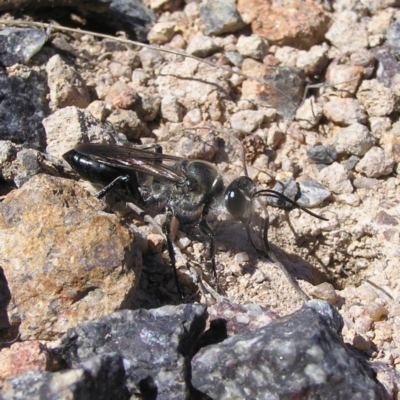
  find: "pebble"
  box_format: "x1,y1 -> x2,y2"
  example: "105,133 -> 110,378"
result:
354,317 -> 374,334
108,61 -> 132,79
295,97 -> 323,129
147,21 -> 176,44
309,282 -> 338,304
248,0 -> 329,48
307,145 -> 337,165
335,193 -> 361,206
356,79 -> 396,117
365,302 -> 389,322
352,177 -> 381,189
199,0 -> 245,36
107,109 -> 149,141
86,100 -> 112,122
46,54 -> 90,109
183,108 -> 202,126
352,335 -> 372,351
325,63 -> 364,96
325,11 -> 368,54
43,107 -> 117,159
318,162 -> 354,194
105,81 -> 138,110
386,22 -> 400,54
225,51 -> 243,67
161,94 -> 183,123
138,48 -> 164,72
296,43 -> 329,76
355,147 -> 395,178
131,69 -> 148,86
230,110 -> 265,134
335,123 -> 375,156
186,35 -> 219,58
134,90 -> 161,122
149,0 -> 181,12
343,155 -> 360,171
323,98 -> 367,126
269,178 -> 299,208
236,35 -> 269,61
297,180 -> 331,208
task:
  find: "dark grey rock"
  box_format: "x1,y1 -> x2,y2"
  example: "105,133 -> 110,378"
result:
0,266 -> 11,329
268,177 -> 299,208
191,301 -> 385,400
1,148 -> 43,188
225,51 -> 244,67
108,0 -> 156,42
0,28 -> 47,67
0,67 -> 48,150
297,180 -> 331,207
199,0 -> 246,36
0,353 -> 126,400
307,145 -> 337,164
343,155 -> 360,171
58,304 -> 208,399
386,22 -> 400,55
371,45 -> 400,89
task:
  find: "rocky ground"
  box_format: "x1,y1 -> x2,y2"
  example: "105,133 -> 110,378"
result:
1,0 -> 400,398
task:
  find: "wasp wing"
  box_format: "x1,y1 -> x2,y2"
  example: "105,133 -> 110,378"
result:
74,143 -> 186,184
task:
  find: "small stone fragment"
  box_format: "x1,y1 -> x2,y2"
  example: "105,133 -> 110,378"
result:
46,54 -> 90,109
0,341 -> 51,380
335,123 -> 375,156
325,11 -> 368,54
249,0 -> 330,48
147,21 -> 176,44
296,43 -> 329,76
236,35 -> 269,60
107,109 -> 149,141
44,107 -> 118,159
295,97 -> 323,129
307,145 -> 337,164
355,147 -> 394,178
86,100 -> 112,122
323,98 -> 367,126
186,35 -> 219,58
309,282 -> 338,304
365,302 -> 389,322
230,110 -> 264,134
319,162 -> 353,194
356,79 -> 396,117
199,0 -> 246,36
105,81 -> 138,110
161,94 -> 183,122
297,180 -> 331,208
325,63 -> 364,96
138,48 -> 164,72
352,335 -> 372,351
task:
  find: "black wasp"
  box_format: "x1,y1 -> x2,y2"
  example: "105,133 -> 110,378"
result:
63,142 -> 327,300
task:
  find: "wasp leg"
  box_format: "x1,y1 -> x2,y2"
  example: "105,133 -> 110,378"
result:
199,207 -> 222,293
162,208 -> 183,300
262,212 -> 270,253
94,175 -> 143,204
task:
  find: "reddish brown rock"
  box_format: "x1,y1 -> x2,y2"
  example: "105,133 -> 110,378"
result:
0,174 -> 141,340
239,0 -> 330,49
0,341 -> 51,379
105,81 -> 139,110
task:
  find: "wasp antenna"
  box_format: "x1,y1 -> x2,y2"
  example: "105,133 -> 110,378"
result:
255,189 -> 328,221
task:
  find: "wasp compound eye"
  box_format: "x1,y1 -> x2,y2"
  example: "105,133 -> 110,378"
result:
225,188 -> 248,218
